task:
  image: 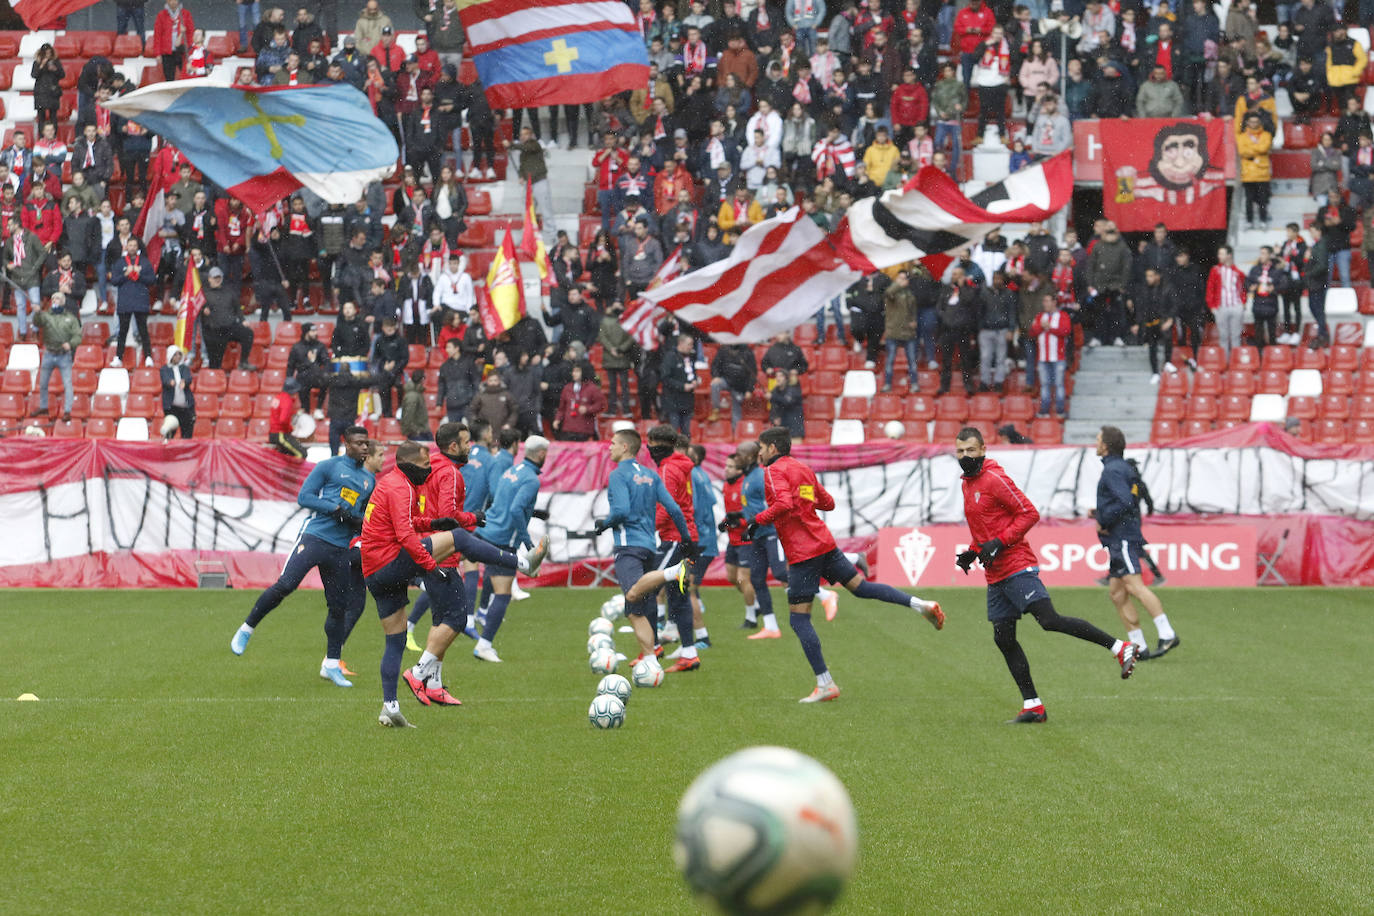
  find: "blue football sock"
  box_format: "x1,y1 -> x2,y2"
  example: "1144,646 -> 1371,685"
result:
341,595 -> 366,645
463,570 -> 480,611
481,594 -> 512,642
789,612 -> 828,675
381,632 -> 406,703
854,579 -> 916,608
478,576 -> 493,612
408,589 -> 430,626
324,609 -> 345,659
453,529 -> 518,568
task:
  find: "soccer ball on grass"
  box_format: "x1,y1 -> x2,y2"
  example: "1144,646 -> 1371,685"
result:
631,656 -> 664,687
600,594 -> 626,620
589,617 -> 614,638
596,673 -> 632,704
674,746 -> 857,915
587,633 -> 616,655
588,694 -> 625,728
589,648 -> 618,674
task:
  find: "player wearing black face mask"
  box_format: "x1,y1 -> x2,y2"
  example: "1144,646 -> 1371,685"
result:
953,426 -> 1136,725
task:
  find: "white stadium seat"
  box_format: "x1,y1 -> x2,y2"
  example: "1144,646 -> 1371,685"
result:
6,343 -> 40,384
1250,394 -> 1287,422
830,419 -> 865,445
1324,288 -> 1357,316
115,417 -> 149,441
96,368 -> 130,398
1286,369 -> 1323,398
840,370 -> 876,399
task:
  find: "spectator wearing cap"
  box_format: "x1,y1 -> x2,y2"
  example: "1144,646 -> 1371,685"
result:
200,266 -> 259,371
332,35 -> 366,86
287,321 -> 328,410
353,0 -> 393,55
372,25 -> 406,74
269,377 -> 306,458
371,316 -> 409,417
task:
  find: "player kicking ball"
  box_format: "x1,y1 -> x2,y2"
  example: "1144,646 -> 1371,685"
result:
748,427 -> 943,703
953,426 -> 1136,724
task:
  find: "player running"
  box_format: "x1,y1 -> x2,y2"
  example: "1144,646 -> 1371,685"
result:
1093,425 -> 1179,660
471,435 -> 550,663
953,426 -> 1136,724
750,427 -> 944,703
644,426 -> 705,673
594,427 -> 694,675
682,442 -> 716,652
717,453 -> 758,625
231,425 -> 375,688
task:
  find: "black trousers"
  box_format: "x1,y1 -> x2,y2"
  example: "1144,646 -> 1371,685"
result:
116,312 -> 152,357
1139,322 -> 1173,374
204,323 -> 254,369
166,405 -> 195,438
161,49 -> 184,82
270,431 -> 305,457
937,329 -> 977,394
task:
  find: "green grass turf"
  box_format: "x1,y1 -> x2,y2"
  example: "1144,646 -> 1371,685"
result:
1,586 -> 1370,914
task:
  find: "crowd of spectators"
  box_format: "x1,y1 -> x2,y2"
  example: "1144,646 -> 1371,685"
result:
3,0 -> 1371,447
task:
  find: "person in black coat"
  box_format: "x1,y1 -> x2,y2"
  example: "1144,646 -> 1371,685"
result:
544,286 -> 600,350
287,322 -> 330,411
936,267 -> 980,395
1089,61 -> 1134,118
109,235 -> 156,366
767,367 -> 804,439
199,267 -> 259,371
436,340 -> 481,421
160,346 -> 196,438
330,300 -> 371,358
1128,267 -> 1177,378
658,333 -> 700,433
320,362 -> 377,454
31,44 -> 64,133
370,316 -> 410,417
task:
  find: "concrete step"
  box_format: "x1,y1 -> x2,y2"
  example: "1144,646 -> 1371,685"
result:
1065,395 -> 1157,419
1072,371 -> 1157,388
1064,418 -> 1151,445
1077,345 -> 1154,372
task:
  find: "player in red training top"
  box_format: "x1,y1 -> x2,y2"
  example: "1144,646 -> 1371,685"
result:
361,440 -> 463,728
717,453 -> 758,626
953,426 -> 1136,724
646,426 -> 704,673
749,427 -> 944,703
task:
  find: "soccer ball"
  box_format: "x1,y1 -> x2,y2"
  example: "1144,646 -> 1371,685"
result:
589,617 -> 614,638
883,420 -> 905,440
588,693 -> 626,728
587,633 -> 616,655
589,648 -> 618,674
674,746 -> 858,915
601,594 -> 626,621
632,656 -> 664,687
597,673 -> 632,704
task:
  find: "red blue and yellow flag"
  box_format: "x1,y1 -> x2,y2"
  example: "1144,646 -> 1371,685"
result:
174,261 -> 204,355
520,178 -> 550,291
460,0 -> 650,109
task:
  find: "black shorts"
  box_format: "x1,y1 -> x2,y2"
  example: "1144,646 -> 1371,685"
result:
724,543 -> 745,567
786,548 -> 858,605
655,542 -> 691,611
365,536 -> 435,618
614,546 -> 656,619
747,533 -> 789,583
691,554 -> 715,585
986,570 -> 1050,622
1106,539 -> 1146,579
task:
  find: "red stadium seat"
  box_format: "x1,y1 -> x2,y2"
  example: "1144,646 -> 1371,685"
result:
915,370 -> 940,393
1192,369 -> 1224,397
967,393 -> 1001,422
931,419 -> 964,442
0,392 -> 24,419
1223,370 -> 1255,397
1029,417 -> 1063,443
51,419 -> 83,438
1150,419 -> 1179,442
259,369 -> 286,392
1261,347 -> 1294,372
81,33 -> 114,57
467,189 -> 492,216
215,418 -> 246,439
803,371 -> 844,396
837,396 -> 868,419
736,419 -> 764,440
124,393 -> 157,418
1,369 -> 31,393
1257,370 -> 1289,395
1329,345 -> 1359,371
219,394 -> 253,420
1350,418 -> 1374,443
803,394 -> 834,419
1185,396 -> 1217,421
1287,396 -> 1318,420
1180,419 -> 1214,437
265,345 -> 291,370
129,368 -> 160,395
803,420 -> 830,442
85,416 -> 115,438
206,34 -> 238,58
1154,395 -> 1185,421
195,394 -> 221,419
71,371 -> 97,397
1319,394 -> 1350,419
816,346 -> 850,373
870,394 -> 903,422
698,419 -> 732,442
73,344 -> 105,371
793,324 -> 818,347
1000,395 -> 1034,424
1229,345 -> 1261,372
1294,347 -> 1327,370
1196,345 -> 1227,371
1314,419 -> 1348,444
903,395 -> 936,422
1160,371 -> 1189,396
194,369 -> 227,395
227,370 -> 259,395
1327,370 -> 1355,396
1219,394 -> 1251,421
1352,394 -> 1374,419
247,417 -> 272,440
90,394 -> 122,418
252,394 -> 278,418
112,34 -> 143,57
935,394 -> 968,422
274,323 -> 302,345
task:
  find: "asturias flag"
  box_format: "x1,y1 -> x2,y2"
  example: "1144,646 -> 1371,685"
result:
175,264 -> 204,354
101,79 -> 399,214
460,0 -> 650,109
11,0 -> 98,29
482,230 -> 526,339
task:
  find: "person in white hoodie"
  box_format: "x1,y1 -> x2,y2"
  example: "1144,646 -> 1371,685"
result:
434,252 -> 474,319
744,98 -> 783,154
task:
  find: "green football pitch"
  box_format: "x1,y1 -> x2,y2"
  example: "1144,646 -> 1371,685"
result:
2,586 -> 1370,915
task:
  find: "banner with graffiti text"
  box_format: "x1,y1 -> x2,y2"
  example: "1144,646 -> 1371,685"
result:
1,425 -> 1372,589
1101,117 -> 1228,232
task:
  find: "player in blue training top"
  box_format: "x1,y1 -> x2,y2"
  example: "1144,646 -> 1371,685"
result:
231,425 -> 375,687
1093,425 -> 1179,660
470,426 -> 523,622
593,426 -> 693,670
677,441 -> 717,654
471,435 -> 550,662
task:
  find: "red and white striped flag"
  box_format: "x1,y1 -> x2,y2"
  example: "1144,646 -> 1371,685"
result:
620,245 -> 684,349
644,153 -> 1074,343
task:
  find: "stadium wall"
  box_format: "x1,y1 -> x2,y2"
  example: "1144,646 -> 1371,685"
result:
2,426 -> 1372,589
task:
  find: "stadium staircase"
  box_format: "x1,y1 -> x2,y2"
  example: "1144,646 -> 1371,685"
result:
1063,347 -> 1154,445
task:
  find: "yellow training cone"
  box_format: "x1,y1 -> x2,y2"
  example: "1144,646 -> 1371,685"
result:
16,693 -> 38,701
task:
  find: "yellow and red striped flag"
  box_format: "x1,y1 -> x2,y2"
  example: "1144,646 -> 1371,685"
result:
519,177 -> 550,291
482,229 -> 526,339
175,263 -> 204,354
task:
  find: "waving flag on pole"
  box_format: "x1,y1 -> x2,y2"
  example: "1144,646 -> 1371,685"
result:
175,265 -> 204,354
11,0 -> 98,28
620,246 -> 685,350
460,0 -> 650,109
482,230 -> 526,339
644,154 -> 1074,343
519,177 -> 550,291
133,159 -> 171,267
102,80 -> 399,214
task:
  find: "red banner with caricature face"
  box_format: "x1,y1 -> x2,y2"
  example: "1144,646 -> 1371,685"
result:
1101,118 -> 1229,232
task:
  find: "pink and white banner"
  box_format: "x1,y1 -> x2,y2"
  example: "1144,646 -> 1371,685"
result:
1,424 -> 1372,588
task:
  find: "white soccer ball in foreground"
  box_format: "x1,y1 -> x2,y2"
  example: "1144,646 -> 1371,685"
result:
597,673 -> 632,704
589,648 -> 618,674
589,617 -> 614,638
587,633 -> 616,655
631,656 -> 664,687
588,693 -> 625,728
883,420 -> 905,440
674,746 -> 858,915
601,593 -> 626,620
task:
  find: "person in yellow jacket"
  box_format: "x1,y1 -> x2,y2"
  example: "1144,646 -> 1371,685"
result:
863,126 -> 901,187
1326,23 -> 1367,110
1236,111 -> 1273,230
717,185 -> 764,243
1233,75 -> 1277,134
